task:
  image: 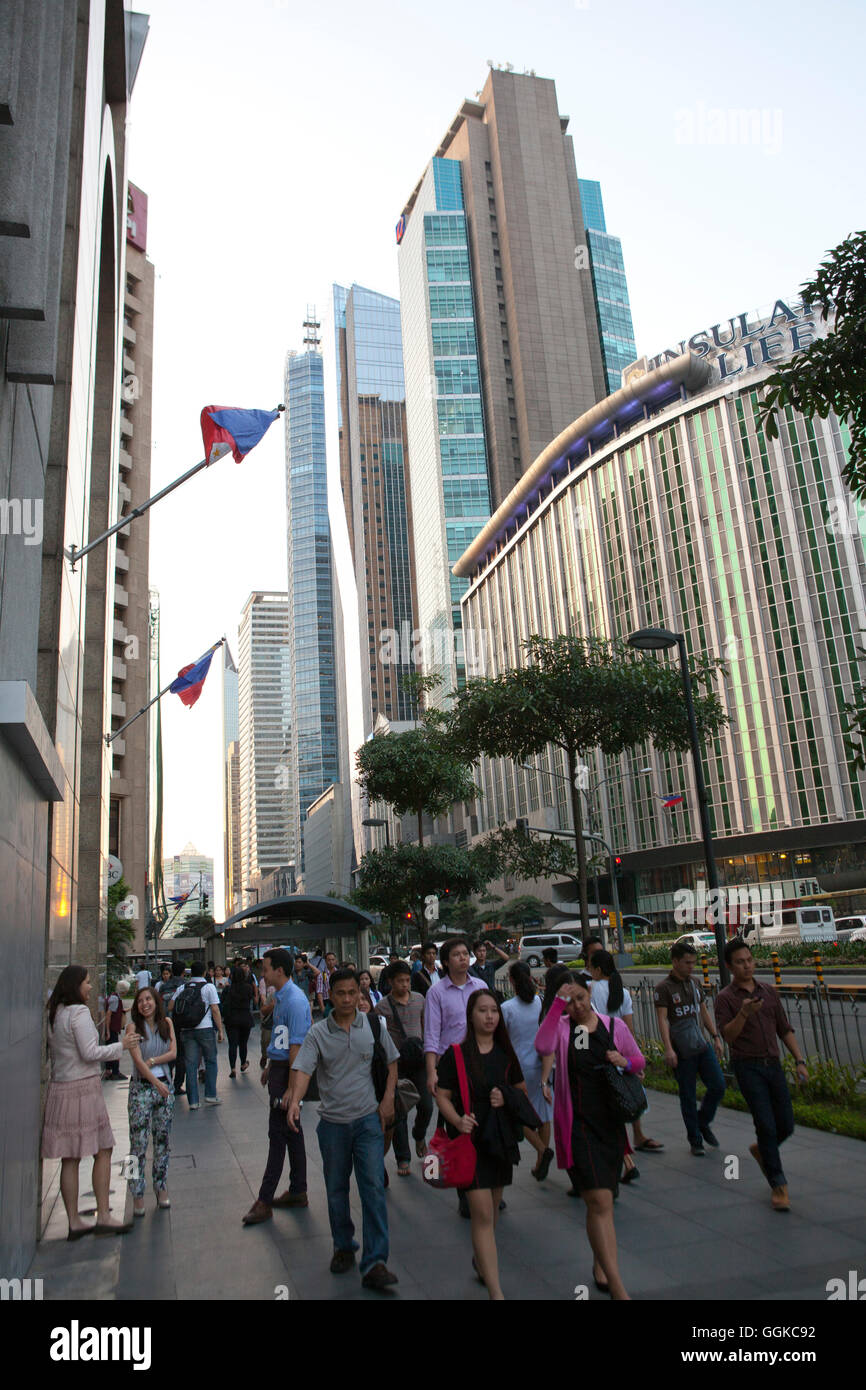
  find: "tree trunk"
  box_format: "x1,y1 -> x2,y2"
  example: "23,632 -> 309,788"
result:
417,809 -> 424,846
565,747 -> 592,939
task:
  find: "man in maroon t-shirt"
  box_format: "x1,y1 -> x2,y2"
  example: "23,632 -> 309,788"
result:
714,938 -> 808,1212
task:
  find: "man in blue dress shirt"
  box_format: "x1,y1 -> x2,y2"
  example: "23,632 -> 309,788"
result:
243,948 -> 311,1225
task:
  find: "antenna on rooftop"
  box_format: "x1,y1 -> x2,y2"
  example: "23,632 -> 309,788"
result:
302,305 -> 321,351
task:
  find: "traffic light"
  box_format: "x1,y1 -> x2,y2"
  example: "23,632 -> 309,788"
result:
613,857 -> 623,878
201,892 -> 209,912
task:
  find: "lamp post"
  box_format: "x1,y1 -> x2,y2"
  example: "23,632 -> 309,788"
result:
582,831 -> 629,967
362,817 -> 395,953
627,626 -> 729,986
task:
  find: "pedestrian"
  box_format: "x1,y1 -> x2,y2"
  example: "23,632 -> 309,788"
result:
375,961 -> 430,1169
159,962 -> 187,1095
378,953 -> 402,996
714,938 -> 809,1212
294,953 -> 319,1011
469,939 -> 512,992
423,938 -> 487,1218
502,962 -> 554,1179
541,947 -> 558,972
243,949 -> 311,1225
288,969 -> 400,1290
224,964 -> 256,1077
258,973 -> 277,1068
169,960 -> 224,1108
127,986 -> 177,1215
411,940 -> 443,998
101,984 -> 126,1079
539,963 -> 573,1022
654,941 -> 726,1155
358,969 -> 383,1008
315,951 -> 339,1016
581,935 -> 604,966
135,964 -> 151,992
588,950 -> 663,1169
154,964 -> 173,997
535,971 -> 644,1300
43,966 -> 138,1237
436,989 -> 536,1299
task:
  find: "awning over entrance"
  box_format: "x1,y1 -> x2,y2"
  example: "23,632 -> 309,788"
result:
211,896 -> 375,949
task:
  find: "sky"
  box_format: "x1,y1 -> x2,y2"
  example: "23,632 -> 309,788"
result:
128,0 -> 865,915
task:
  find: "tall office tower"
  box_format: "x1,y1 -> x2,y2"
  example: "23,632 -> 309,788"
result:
237,592 -> 293,896
285,319 -> 340,882
0,0 -> 148,1277
221,643 -> 241,916
398,68 -> 607,694
108,183 -> 154,954
161,844 -> 215,935
578,179 -> 637,395
333,284 -> 418,735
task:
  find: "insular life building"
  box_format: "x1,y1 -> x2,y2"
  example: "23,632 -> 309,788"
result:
453,297 -> 866,928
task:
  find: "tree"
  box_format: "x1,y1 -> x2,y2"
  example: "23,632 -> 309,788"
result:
760,229 -> 866,494
352,842 -> 491,942
107,878 -> 136,983
499,894 -> 550,931
450,635 -> 728,938
176,911 -> 215,933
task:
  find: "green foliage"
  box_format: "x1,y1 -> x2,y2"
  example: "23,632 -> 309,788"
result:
107,878 -> 135,977
353,841 -> 491,927
178,912 -> 215,932
499,894 -> 550,929
442,897 -> 484,936
356,723 -> 479,843
760,230 -> 866,495
477,825 -> 579,884
631,939 -> 866,967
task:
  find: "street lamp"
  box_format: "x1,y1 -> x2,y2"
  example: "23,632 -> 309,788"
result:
627,626 -> 728,985
361,818 -> 394,952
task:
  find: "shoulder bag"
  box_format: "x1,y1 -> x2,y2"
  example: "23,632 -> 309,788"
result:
424,1046 -> 478,1189
595,1016 -> 647,1124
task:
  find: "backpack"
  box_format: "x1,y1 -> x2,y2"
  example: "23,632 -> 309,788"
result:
172,981 -> 208,1031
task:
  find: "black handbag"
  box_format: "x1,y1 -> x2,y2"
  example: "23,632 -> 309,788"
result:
596,1016 -> 647,1124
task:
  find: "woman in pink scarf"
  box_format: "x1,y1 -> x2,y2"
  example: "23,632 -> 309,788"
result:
535,971 -> 645,1300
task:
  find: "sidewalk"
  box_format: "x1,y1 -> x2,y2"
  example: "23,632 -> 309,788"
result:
29,1042 -> 866,1301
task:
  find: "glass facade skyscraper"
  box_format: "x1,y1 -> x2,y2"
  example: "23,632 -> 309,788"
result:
578,178 -> 637,395
237,593 -> 293,891
285,344 -> 340,878
333,284 -> 417,732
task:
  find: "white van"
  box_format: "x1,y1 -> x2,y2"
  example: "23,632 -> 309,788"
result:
745,905 -> 836,947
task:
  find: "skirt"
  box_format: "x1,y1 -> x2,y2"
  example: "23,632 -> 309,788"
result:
42,1075 -> 115,1159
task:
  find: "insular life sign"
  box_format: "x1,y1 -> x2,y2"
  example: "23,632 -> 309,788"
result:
637,298 -> 825,382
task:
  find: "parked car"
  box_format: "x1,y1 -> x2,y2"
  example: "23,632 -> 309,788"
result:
673,931 -> 719,953
744,905 -> 836,946
368,954 -> 390,983
834,916 -> 866,943
518,931 -> 584,967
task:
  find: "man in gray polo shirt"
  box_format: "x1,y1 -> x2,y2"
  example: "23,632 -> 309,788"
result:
288,968 -> 399,1291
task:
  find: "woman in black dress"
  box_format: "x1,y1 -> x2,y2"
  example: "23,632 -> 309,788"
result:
535,971 -> 645,1300
224,966 -> 256,1077
436,989 -> 531,1300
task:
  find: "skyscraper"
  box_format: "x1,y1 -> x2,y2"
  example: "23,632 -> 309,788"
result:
333,283 -> 417,735
398,68 -> 608,694
237,592 -> 293,895
285,322 -> 340,881
578,178 -> 637,394
221,642 -> 241,917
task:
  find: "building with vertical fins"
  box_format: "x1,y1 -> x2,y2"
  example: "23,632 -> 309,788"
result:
284,316 -> 340,883
578,178 -> 637,395
237,592 -> 293,899
397,68 -> 608,696
221,642 -> 241,918
333,283 -> 417,736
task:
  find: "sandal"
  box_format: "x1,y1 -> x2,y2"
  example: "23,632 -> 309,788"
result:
397,1163 -> 411,1177
415,1140 -> 427,1159
635,1138 -> 664,1152
593,1264 -> 611,1295
621,1164 -> 640,1184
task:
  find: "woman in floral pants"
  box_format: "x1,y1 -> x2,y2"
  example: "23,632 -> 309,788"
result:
127,987 -> 177,1213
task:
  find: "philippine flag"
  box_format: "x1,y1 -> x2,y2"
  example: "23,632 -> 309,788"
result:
200,405 -> 282,465
169,646 -> 219,708
662,793 -> 684,810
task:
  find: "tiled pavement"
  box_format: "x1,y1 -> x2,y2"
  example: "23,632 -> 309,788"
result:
29,1039 -> 866,1302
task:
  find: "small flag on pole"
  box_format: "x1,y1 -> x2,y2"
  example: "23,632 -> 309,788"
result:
169,643 -> 221,708
662,793 -> 684,810
200,405 -> 282,465
169,891 -> 191,906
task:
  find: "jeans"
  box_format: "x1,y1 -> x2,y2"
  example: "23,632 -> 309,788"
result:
674,1043 -> 726,1144
258,1061 -> 307,1203
227,1021 -> 252,1070
172,1028 -> 186,1093
392,1067 -> 433,1165
183,1027 -> 218,1103
733,1059 -> 794,1188
317,1112 -> 388,1274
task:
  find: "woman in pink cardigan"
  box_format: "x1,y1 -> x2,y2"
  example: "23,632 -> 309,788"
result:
535,970 -> 645,1300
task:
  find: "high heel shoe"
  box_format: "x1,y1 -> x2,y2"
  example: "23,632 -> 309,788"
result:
154,1189 -> 170,1210
621,1163 -> 640,1184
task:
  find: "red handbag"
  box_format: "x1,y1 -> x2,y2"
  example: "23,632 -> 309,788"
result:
424,1045 -> 478,1189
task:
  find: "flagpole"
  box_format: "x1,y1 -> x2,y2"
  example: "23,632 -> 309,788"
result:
66,404 -> 285,570
104,637 -> 225,745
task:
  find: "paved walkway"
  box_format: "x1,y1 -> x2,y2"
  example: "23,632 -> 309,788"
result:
29,1039 -> 866,1302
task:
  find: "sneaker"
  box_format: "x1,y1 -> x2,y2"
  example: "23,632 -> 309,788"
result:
204,1097 -> 222,1105
700,1124 -> 720,1148
771,1184 -> 790,1212
690,1142 -> 705,1156
361,1262 -> 398,1291
188,1103 -> 200,1110
330,1249 -> 356,1274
